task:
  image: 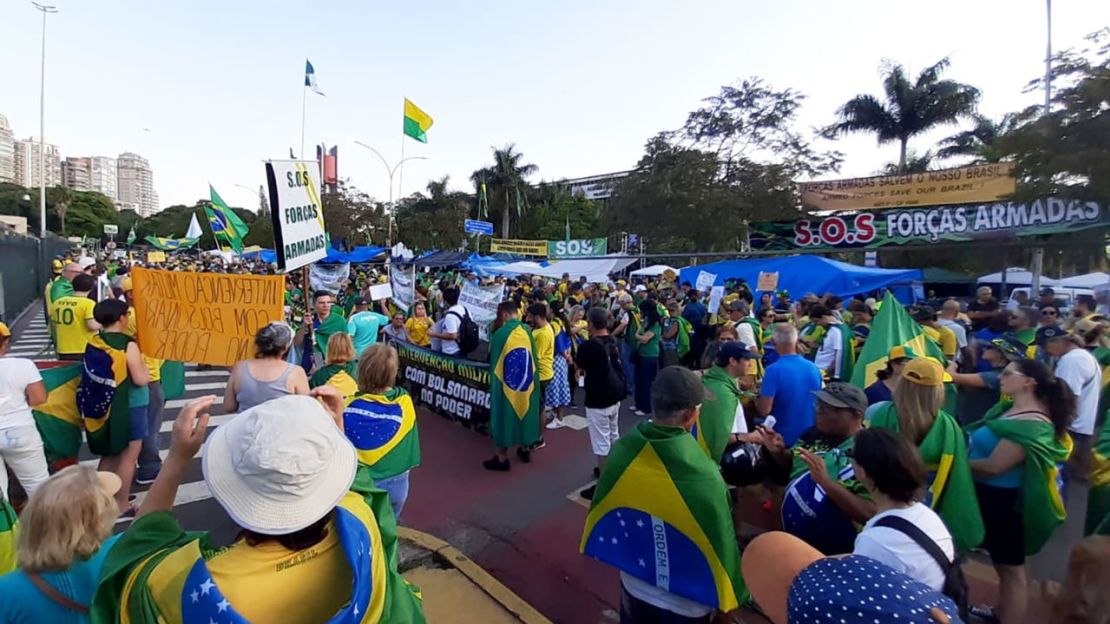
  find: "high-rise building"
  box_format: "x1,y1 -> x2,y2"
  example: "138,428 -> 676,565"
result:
90,156 -> 117,202
0,114 -> 14,184
117,151 -> 159,216
12,137 -> 61,189
61,156 -> 92,191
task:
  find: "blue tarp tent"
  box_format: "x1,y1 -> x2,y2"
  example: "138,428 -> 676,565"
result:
242,248 -> 277,264
678,256 -> 923,302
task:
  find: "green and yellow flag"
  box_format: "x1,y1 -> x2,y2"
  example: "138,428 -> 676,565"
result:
0,498 -> 17,575
31,363 -> 83,469
695,365 -> 744,461
488,319 -> 542,449
870,405 -> 984,552
144,236 -> 199,251
207,185 -> 251,252
850,291 -> 946,388
403,98 -> 434,143
310,361 -> 360,398
969,402 -> 1071,554
581,421 -> 746,611
342,387 -> 421,481
1088,421 -> 1110,535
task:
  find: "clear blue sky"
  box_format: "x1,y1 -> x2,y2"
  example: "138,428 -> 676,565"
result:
2,0 -> 1107,212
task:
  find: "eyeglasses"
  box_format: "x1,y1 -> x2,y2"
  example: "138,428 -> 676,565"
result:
1000,369 -> 1028,379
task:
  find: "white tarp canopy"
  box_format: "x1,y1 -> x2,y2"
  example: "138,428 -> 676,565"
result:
1057,272 -> 1110,288
630,264 -> 678,277
487,255 -> 638,283
977,267 -> 1059,287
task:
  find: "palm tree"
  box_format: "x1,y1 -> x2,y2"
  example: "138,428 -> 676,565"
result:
881,150 -> 934,174
825,57 -> 980,172
937,114 -> 1015,164
470,144 -> 538,237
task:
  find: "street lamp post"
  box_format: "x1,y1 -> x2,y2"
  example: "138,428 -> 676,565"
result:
233,183 -> 268,215
352,141 -> 427,247
32,1 -> 57,239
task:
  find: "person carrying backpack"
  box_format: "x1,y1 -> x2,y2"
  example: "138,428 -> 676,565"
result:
574,308 -> 628,501
428,287 -> 480,358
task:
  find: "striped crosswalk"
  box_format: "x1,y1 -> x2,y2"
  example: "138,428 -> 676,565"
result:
8,308 -> 233,511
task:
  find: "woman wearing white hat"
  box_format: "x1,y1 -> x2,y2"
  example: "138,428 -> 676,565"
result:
95,393 -> 425,623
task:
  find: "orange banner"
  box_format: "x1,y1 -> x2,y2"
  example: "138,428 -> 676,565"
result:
798,163 -> 1015,211
131,267 -> 285,366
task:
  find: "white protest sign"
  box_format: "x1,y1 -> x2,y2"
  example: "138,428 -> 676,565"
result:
696,270 -> 716,294
369,283 -> 393,301
708,286 -> 726,316
389,264 -> 415,312
266,160 -> 328,272
460,281 -> 503,341
309,262 -> 350,294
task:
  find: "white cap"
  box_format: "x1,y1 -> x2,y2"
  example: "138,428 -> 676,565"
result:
77,256 -> 96,269
633,285 -> 647,293
202,395 -> 357,535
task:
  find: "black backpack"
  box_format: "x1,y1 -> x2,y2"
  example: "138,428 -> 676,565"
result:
874,515 -> 969,621
448,309 -> 481,356
594,336 -> 628,403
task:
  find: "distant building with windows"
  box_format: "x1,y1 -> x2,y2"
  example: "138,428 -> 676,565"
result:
90,156 -> 117,202
62,156 -> 92,191
558,170 -> 631,201
13,138 -> 61,189
0,114 -> 14,184
117,151 -> 158,216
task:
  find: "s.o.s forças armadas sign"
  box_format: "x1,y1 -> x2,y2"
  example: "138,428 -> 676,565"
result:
750,198 -> 1108,251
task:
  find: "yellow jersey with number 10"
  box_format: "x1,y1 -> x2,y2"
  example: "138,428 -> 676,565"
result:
52,295 -> 96,355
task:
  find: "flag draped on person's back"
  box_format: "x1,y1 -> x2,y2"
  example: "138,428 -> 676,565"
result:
870,404 -> 984,552
580,420 -> 747,611
76,334 -> 132,456
310,361 -> 359,397
1086,417 -> 1110,535
850,291 -> 946,388
207,185 -> 250,252
343,387 -> 421,481
31,363 -> 83,469
488,319 -> 541,449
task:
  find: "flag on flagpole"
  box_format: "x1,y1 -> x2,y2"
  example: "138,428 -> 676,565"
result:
515,185 -> 523,217
850,291 -> 946,388
402,98 -> 433,143
126,225 -> 136,245
207,185 -> 251,252
478,181 -> 488,218
304,59 -> 325,96
185,213 -> 203,240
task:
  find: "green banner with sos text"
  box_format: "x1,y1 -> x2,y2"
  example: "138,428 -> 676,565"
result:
547,238 -> 608,258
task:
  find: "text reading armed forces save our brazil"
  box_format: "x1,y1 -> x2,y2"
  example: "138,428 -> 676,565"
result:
131,267 -> 285,367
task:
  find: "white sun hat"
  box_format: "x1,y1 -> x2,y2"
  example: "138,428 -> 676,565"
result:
202,395 -> 357,535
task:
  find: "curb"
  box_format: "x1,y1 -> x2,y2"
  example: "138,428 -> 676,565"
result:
398,527 -> 553,624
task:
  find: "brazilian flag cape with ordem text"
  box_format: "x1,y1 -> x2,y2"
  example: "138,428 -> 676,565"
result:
31,363 -> 83,468
77,333 -> 132,457
870,405 -> 984,553
311,361 -> 360,398
90,477 -> 424,624
968,401 -> 1072,555
343,387 -> 421,481
488,319 -> 542,449
580,420 -> 746,612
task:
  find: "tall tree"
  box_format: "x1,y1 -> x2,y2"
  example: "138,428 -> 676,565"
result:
937,114 -> 1015,163
322,180 -> 389,248
470,144 -> 538,237
825,57 -> 980,172
881,150 -> 933,174
394,176 -> 470,251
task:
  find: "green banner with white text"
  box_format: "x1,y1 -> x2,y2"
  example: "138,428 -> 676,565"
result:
548,238 -> 608,258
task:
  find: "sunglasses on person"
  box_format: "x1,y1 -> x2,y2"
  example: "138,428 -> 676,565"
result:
1000,368 -> 1029,379
1042,309 -> 1058,316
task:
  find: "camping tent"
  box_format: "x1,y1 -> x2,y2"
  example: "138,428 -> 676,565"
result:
976,268 -> 1059,287
677,256 -> 923,301
486,255 -> 638,283
1057,272 -> 1110,288
630,264 -> 678,277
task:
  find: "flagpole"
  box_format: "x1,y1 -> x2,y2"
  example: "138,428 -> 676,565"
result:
300,85 -> 307,159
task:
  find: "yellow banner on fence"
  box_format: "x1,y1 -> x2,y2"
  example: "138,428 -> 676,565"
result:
489,238 -> 549,256
798,163 -> 1015,211
131,267 -> 285,366
146,251 -> 166,263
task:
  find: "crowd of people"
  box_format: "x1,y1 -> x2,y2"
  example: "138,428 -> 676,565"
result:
0,248 -> 1107,623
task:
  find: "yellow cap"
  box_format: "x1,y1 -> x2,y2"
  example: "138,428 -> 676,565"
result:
51,259 -> 63,274
0,322 -> 9,337
901,357 -> 944,387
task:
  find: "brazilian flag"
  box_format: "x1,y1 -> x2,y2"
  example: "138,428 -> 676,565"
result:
488,319 -> 541,449
91,479 -> 425,623
76,334 -> 132,457
31,363 -> 83,468
870,404 -> 984,552
343,387 -> 421,481
144,236 -> 199,251
160,361 -> 187,400
1086,411 -> 1110,535
969,401 -> 1071,554
311,361 -> 360,398
851,292 -> 947,388
580,421 -> 746,612
0,498 -> 17,575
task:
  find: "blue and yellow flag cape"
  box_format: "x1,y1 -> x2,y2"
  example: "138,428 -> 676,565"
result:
0,498 -> 17,575
870,405 -> 984,553
91,477 -> 424,623
488,319 -> 541,449
343,387 -> 421,481
310,361 -> 360,398
31,363 -> 83,469
580,420 -> 746,612
77,334 -> 132,457
969,401 -> 1071,555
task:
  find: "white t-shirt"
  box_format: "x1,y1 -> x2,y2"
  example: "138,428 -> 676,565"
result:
437,304 -> 466,356
620,572 -> 712,618
853,503 -> 955,592
1055,348 -> 1101,435
813,324 -> 844,378
937,318 -> 968,361
731,402 -> 748,435
0,358 -> 43,430
732,319 -> 757,351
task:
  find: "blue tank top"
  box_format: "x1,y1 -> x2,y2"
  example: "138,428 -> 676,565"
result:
968,426 -> 1023,488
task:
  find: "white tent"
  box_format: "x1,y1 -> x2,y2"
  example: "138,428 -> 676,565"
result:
1057,272 -> 1110,288
630,264 -> 678,277
976,268 -> 1059,287
487,256 -> 638,283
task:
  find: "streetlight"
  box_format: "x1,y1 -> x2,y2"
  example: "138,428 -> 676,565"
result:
352,141 -> 427,247
32,1 -> 57,239
233,183 -> 268,215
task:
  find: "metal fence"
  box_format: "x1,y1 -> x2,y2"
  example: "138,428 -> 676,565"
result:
0,230 -> 74,323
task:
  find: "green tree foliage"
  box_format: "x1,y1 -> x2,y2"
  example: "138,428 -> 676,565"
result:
937,114 -> 1016,164
825,58 -> 980,172
515,181 -> 600,242
607,79 -> 841,253
394,176 -> 470,251
321,180 -> 388,248
470,144 -> 538,238
881,150 -> 934,174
